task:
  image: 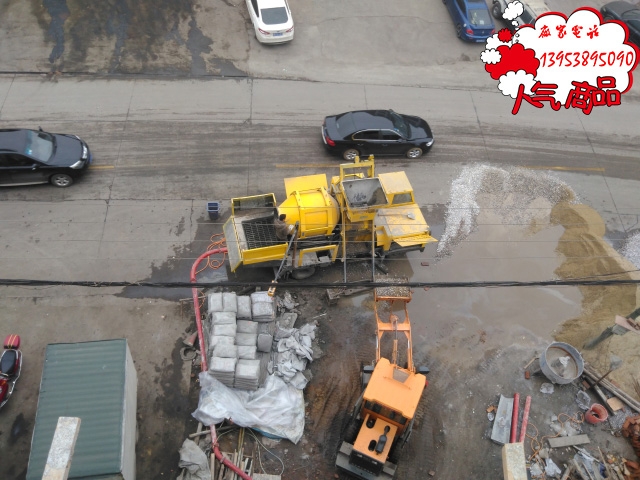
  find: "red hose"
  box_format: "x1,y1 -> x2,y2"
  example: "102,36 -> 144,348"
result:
518,396 -> 531,443
191,248 -> 252,480
510,393 -> 520,443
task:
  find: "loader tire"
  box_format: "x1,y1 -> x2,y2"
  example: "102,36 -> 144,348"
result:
342,415 -> 362,445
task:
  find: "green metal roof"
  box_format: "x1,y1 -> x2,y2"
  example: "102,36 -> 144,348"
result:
27,339 -> 129,479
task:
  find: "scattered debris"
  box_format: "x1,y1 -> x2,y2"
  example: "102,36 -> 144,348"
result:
547,434 -> 590,448
540,383 -> 555,395
490,394 -> 513,445
178,439 -> 211,480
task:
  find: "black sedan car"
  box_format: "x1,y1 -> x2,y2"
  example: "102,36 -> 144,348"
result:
0,128 -> 92,187
322,110 -> 434,161
601,1 -> 640,46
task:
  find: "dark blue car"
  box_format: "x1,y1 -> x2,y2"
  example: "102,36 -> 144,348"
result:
443,0 -> 495,42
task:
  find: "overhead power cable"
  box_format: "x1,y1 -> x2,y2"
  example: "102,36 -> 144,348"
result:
0,278 -> 638,289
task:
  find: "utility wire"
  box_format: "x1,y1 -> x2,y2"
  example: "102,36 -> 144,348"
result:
0,278 -> 639,289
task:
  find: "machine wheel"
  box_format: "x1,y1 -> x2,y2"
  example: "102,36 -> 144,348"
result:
291,267 -> 316,280
491,3 -> 502,19
50,173 -> 73,188
342,148 -> 360,162
388,442 -> 403,465
455,24 -> 463,38
406,147 -> 423,159
342,415 -> 362,444
604,14 -> 613,20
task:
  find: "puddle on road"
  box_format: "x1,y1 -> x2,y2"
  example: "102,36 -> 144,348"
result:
405,221 -> 582,340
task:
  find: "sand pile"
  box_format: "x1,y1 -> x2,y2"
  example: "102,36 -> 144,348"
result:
552,202 -> 640,400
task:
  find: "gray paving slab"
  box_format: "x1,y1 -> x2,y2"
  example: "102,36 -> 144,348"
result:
237,320 -> 259,334
251,80 -> 366,125
127,78 -> 252,123
104,201 -> 194,224
211,312 -> 237,325
0,76 -> 135,122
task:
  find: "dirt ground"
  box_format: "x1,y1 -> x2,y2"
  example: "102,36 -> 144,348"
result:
181,187 -> 640,479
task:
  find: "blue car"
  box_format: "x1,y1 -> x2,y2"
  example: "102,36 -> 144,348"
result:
443,0 -> 495,42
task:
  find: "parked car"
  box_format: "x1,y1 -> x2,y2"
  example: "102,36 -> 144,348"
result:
491,0 -> 550,27
322,110 -> 434,161
443,0 -> 495,42
245,0 -> 294,44
0,128 -> 92,187
601,1 -> 640,46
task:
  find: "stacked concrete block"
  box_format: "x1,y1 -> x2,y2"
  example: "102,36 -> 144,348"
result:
209,357 -> 237,388
237,320 -> 258,335
236,296 -> 252,320
236,333 -> 258,346
212,323 -> 237,337
222,292 -> 237,312
234,359 -> 261,390
212,344 -> 238,358
208,292 -> 224,313
208,295 -> 238,385
206,291 -> 269,390
237,345 -> 258,360
251,291 -> 275,322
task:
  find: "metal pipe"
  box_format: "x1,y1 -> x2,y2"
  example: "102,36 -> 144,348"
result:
518,396 -> 531,443
510,393 -> 520,443
190,248 -> 252,480
371,224 -> 375,282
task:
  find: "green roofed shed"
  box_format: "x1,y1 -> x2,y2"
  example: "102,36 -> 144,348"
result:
27,339 -> 137,480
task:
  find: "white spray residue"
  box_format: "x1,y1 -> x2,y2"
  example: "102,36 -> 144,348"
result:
437,164 -> 576,255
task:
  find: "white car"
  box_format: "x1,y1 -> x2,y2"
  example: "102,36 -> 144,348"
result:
245,0 -> 294,44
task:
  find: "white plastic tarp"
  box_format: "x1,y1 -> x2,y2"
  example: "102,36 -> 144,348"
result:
193,372 -> 305,444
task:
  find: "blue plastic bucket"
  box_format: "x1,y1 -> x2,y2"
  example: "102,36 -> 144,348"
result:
207,202 -> 220,221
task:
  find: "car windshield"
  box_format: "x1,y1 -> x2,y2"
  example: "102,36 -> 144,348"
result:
261,7 -> 288,25
388,111 -> 409,138
24,130 -> 54,163
469,8 -> 492,26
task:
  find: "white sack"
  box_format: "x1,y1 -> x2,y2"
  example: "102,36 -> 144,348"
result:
193,372 -> 305,444
178,439 -> 211,480
210,311 -> 236,325
222,292 -> 238,312
237,296 -> 252,320
207,292 -> 223,313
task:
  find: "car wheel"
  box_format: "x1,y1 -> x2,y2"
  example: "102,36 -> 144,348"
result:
604,15 -> 613,20
491,3 -> 502,19
50,173 -> 73,188
456,24 -> 463,38
342,148 -> 360,162
406,147 -> 423,159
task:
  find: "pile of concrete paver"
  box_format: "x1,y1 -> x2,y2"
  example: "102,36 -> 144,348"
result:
206,292 -> 274,391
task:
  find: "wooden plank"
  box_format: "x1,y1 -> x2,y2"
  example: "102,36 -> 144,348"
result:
42,417 -> 82,480
548,434 -> 590,448
607,397 -> 625,411
615,315 -> 640,334
502,443 -> 527,480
